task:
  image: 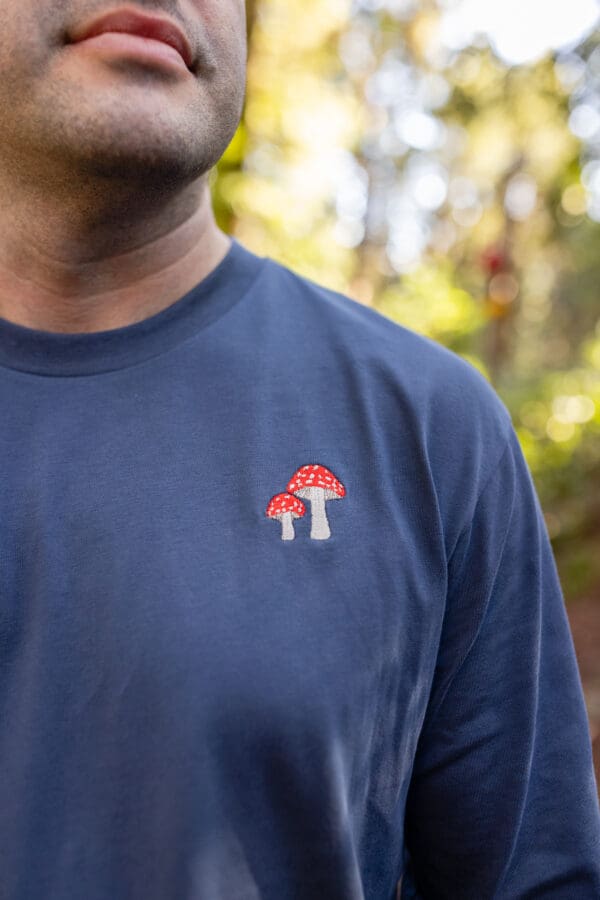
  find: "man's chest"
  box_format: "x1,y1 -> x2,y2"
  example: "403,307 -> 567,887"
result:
0,384 -> 445,807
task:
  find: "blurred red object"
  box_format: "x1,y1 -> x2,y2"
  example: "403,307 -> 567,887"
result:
481,245 -> 508,275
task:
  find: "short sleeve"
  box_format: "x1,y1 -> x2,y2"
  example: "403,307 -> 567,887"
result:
401,425 -> 600,898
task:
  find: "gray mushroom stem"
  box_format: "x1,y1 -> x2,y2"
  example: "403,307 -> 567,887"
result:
280,512 -> 296,541
304,487 -> 331,540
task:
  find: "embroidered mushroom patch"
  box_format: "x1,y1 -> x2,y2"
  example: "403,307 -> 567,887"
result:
266,464 -> 346,541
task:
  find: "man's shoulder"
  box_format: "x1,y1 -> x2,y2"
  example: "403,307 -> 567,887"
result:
265,255 -> 513,445
262,256 -> 515,549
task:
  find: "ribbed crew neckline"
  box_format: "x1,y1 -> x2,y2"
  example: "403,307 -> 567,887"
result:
0,237 -> 267,377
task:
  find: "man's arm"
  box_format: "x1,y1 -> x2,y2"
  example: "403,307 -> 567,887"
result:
402,425 -> 600,897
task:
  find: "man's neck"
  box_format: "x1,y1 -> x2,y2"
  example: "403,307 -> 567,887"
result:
0,176 -> 231,334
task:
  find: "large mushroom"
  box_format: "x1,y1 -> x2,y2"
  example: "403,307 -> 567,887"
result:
287,464 -> 346,540
266,492 -> 306,541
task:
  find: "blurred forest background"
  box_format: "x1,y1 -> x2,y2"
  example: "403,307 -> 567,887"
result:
211,0 -> 600,779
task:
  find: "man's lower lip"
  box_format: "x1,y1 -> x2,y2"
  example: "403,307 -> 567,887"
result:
69,32 -> 190,73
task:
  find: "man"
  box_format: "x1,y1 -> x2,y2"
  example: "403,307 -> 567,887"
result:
0,1 -> 597,898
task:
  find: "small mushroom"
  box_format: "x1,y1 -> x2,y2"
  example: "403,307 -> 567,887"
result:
287,464 -> 345,540
266,492 -> 306,541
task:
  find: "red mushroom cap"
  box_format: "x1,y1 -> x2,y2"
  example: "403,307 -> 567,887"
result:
266,492 -> 306,519
287,464 -> 346,499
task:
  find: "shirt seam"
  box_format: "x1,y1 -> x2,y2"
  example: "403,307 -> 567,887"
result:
422,424 -> 516,732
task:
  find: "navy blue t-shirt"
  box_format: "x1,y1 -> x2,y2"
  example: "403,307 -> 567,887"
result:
0,237 -> 598,899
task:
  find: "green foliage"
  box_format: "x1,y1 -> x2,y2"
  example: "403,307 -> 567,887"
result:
378,262 -> 485,346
